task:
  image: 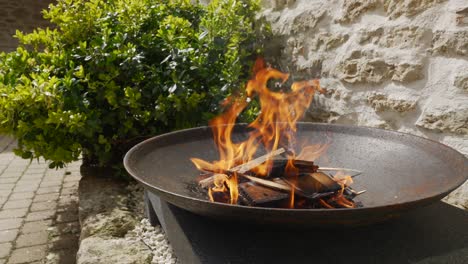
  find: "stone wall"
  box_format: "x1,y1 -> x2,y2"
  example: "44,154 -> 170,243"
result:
0,0 -> 53,52
1,0 -> 466,156
261,0 -> 468,155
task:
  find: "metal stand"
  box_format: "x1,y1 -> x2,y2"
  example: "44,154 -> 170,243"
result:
145,190 -> 468,264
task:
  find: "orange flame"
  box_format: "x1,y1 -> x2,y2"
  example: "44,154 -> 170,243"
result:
285,159 -> 299,208
191,58 -> 327,206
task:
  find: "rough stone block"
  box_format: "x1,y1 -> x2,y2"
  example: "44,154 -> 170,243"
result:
416,98 -> 468,134
80,209 -> 138,239
77,237 -> 152,264
360,26 -> 431,49
310,32 -> 349,51
454,73 -> 468,91
432,30 -> 468,56
334,50 -> 393,84
337,0 -> 378,23
367,92 -> 418,113
384,0 -> 447,19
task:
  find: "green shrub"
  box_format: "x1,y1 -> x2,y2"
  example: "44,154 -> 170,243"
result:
0,0 -> 263,169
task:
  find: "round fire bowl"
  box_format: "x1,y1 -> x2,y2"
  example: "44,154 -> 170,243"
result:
124,123 -> 467,227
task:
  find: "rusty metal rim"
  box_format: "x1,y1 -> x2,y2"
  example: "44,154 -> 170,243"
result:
124,123 -> 468,213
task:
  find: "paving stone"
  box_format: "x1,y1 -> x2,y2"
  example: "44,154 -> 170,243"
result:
20,174 -> 43,180
0,158 -> 13,166
0,184 -> 14,190
0,190 -> 11,199
13,184 -> 39,192
27,164 -> 47,170
60,188 -> 77,196
34,193 -> 59,202
2,167 -> 25,173
21,220 -> 52,234
0,218 -> 22,231
44,171 -> 65,177
0,138 -> 81,264
8,245 -> 46,263
15,231 -> 48,248
0,208 -> 28,219
40,181 -> 62,188
63,176 -> 81,183
57,196 -> 78,207
25,168 -> 46,174
0,242 -> 12,258
8,192 -> 34,200
25,210 -> 55,222
0,178 -> 16,184
30,201 -> 57,212
36,187 -> 60,195
0,229 -> 18,243
62,181 -> 78,188
0,174 -> 20,179
15,179 -> 41,185
2,199 -> 32,209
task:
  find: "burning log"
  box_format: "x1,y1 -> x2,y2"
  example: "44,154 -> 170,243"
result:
190,58 -> 365,209
266,159 -> 361,178
289,172 -> 342,194
197,159 -> 363,208
266,159 -> 318,178
198,148 -> 286,188
238,182 -> 288,207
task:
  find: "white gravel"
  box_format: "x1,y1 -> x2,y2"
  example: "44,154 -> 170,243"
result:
126,183 -> 177,264
126,219 -> 177,264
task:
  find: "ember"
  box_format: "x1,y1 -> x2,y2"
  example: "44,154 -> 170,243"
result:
191,58 -> 365,209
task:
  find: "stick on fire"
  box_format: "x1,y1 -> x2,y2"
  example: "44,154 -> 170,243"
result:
191,58 -> 365,209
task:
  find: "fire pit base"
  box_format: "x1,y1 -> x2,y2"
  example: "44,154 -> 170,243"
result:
145,191 -> 468,264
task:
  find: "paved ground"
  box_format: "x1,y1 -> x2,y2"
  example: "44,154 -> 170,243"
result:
0,136 -> 81,264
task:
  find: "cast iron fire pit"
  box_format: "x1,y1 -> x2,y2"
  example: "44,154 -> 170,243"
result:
124,123 -> 467,227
